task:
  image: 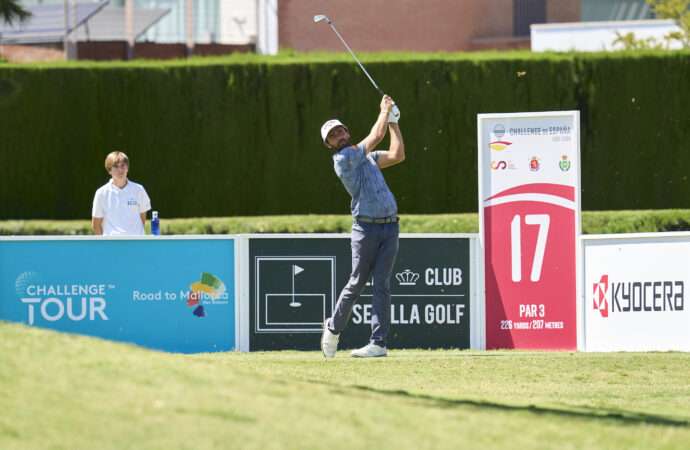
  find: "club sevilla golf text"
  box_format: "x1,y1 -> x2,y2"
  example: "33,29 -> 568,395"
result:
352,303 -> 465,325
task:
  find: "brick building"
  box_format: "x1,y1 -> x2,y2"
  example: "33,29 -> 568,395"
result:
280,0 -> 581,52
1,0 -> 655,61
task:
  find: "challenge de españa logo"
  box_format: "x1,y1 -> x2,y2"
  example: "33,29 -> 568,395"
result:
593,274 -> 609,318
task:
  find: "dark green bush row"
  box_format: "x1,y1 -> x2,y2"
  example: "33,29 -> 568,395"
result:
2,210 -> 690,235
1,51 -> 689,220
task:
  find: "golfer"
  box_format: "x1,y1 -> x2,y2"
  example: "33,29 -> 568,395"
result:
320,95 -> 405,358
92,151 -> 151,236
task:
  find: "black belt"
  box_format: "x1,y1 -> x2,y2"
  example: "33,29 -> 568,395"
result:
355,215 -> 399,224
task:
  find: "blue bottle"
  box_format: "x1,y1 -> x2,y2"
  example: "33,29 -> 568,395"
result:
151,211 -> 160,236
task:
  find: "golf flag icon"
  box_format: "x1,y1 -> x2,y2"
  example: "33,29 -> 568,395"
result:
254,255 -> 335,333
291,265 -> 304,307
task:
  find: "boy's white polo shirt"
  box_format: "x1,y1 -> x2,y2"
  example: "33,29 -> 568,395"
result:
92,179 -> 151,235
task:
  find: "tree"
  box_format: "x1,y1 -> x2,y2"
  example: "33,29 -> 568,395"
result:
647,0 -> 690,47
612,31 -> 668,50
0,0 -> 31,25
613,0 -> 690,49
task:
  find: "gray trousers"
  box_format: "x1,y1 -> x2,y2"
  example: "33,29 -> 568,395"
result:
329,220 -> 399,346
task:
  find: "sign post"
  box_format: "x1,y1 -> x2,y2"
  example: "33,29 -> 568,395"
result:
478,111 -> 581,349
0,236 -> 236,353
583,233 -> 690,352
243,235 -> 476,351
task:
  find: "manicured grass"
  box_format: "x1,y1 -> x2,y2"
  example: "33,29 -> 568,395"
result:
1,322 -> 689,450
2,210 -> 690,235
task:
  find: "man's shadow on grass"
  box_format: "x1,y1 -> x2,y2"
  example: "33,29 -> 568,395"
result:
317,381 -> 690,428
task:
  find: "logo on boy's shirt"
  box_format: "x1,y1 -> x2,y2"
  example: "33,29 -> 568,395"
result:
127,198 -> 138,206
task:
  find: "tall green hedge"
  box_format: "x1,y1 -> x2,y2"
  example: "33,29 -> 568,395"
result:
0,51 -> 689,220
576,52 -> 690,210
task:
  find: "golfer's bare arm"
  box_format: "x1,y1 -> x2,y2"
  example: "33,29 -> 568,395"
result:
375,123 -> 405,169
358,111 -> 389,154
140,213 -> 147,227
92,217 -> 103,235
358,95 -> 394,154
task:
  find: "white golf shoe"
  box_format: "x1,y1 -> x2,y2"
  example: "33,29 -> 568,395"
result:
321,320 -> 339,358
351,343 -> 387,358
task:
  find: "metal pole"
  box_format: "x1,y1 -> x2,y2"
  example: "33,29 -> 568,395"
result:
125,0 -> 134,59
62,0 -> 78,60
63,0 -> 70,59
185,0 -> 194,56
71,0 -> 78,59
255,0 -> 262,54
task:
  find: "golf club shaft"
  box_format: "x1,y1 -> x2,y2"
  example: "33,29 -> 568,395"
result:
328,23 -> 385,97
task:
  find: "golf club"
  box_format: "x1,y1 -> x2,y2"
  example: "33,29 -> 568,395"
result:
313,14 -> 385,97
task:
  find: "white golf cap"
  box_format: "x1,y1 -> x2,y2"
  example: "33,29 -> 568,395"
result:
320,119 -> 347,144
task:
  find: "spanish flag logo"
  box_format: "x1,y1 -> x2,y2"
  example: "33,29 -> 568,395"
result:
489,141 -> 512,151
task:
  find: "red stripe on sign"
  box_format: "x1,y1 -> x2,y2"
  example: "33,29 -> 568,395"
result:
486,183 -> 575,202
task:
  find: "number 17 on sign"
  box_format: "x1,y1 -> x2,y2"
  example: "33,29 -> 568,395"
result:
511,214 -> 550,282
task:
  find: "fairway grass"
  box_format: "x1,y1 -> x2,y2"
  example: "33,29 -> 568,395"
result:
2,322 -> 690,450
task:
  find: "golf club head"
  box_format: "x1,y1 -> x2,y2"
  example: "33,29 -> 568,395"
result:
313,14 -> 331,24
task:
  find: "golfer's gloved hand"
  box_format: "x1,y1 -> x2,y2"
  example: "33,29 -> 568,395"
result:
388,104 -> 400,123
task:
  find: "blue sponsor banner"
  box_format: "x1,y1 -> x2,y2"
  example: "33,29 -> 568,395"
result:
0,238 -> 235,353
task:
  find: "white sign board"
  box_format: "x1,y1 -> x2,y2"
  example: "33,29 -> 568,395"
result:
478,111 -> 581,349
583,234 -> 690,352
531,20 -> 683,52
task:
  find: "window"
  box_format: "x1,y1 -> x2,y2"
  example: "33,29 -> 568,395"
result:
513,0 -> 547,37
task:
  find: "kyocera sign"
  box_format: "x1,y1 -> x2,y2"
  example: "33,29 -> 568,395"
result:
583,237 -> 690,352
592,274 -> 684,318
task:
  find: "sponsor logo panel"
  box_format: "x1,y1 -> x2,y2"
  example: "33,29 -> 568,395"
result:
248,238 -> 471,350
3,239 -> 236,353
592,273 -> 684,319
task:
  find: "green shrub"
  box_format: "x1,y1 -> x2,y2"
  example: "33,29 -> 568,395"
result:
2,210 -> 690,235
1,51 -> 689,219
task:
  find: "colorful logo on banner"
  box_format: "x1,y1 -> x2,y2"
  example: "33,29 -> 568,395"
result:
592,274 -> 609,317
593,274 -> 684,318
529,156 -> 541,171
186,272 -> 227,318
490,141 -> 512,151
14,271 -> 113,325
559,155 -> 571,172
491,160 -> 517,171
